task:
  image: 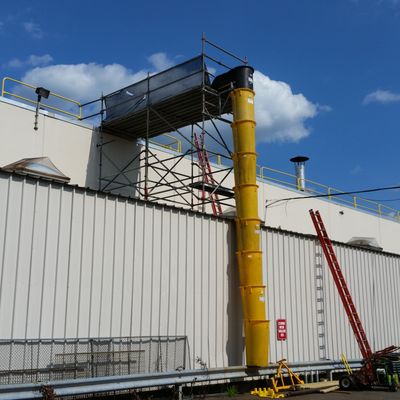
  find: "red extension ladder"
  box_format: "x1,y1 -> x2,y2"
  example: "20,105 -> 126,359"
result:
194,133 -> 222,216
309,209 -> 373,360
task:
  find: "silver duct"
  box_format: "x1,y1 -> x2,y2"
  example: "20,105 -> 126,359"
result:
290,156 -> 309,191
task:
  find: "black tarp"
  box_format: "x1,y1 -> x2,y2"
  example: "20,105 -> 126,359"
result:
104,56 -> 209,122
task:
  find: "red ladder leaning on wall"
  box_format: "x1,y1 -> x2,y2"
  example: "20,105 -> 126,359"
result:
309,209 -> 398,387
309,209 -> 372,360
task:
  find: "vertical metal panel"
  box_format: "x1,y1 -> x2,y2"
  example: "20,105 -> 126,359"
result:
0,172 -> 399,370
262,227 -> 400,364
263,230 -> 320,363
0,173 -> 238,369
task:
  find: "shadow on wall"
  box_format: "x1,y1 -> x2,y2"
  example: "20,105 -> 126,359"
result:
86,127 -> 142,197
226,221 -> 244,365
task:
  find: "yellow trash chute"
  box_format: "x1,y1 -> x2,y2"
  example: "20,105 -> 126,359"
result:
229,66 -> 269,367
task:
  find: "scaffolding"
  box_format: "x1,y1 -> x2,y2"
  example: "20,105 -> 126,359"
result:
81,36 -> 248,213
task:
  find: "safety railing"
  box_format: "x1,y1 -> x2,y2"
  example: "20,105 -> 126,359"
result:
1,77 -> 82,119
2,76 -> 398,221
146,141 -> 400,221
149,133 -> 182,153
207,153 -> 222,166
257,165 -> 400,222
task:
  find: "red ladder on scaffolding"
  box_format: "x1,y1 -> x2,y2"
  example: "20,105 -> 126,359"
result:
194,133 -> 222,216
309,209 -> 373,360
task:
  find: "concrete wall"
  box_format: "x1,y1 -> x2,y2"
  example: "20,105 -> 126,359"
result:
1,97 -> 400,254
0,97 -> 141,196
258,182 -> 400,255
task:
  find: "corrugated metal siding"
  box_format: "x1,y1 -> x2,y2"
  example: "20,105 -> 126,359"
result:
324,245 -> 400,360
263,231 -> 320,363
0,173 -> 241,369
263,229 -> 400,363
0,172 -> 399,369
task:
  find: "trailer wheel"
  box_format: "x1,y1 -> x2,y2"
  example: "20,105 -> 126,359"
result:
339,375 -> 354,390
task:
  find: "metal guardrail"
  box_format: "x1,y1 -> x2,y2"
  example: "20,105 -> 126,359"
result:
146,137 -> 400,221
0,359 -> 362,399
256,165 -> 400,222
2,76 -> 398,221
149,133 -> 182,153
1,77 -> 82,119
2,76 -> 182,153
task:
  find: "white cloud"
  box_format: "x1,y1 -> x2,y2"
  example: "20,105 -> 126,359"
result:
20,52 -> 175,102
3,54 -> 53,69
27,54 -> 53,67
363,89 -> 400,104
22,63 -> 147,102
5,58 -> 24,68
147,52 -> 173,71
195,71 -> 322,145
20,56 -> 322,143
253,70 -> 319,142
23,22 -> 43,39
317,104 -> 333,112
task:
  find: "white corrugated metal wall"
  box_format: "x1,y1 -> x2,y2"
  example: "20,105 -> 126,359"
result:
0,172 -> 399,369
264,230 -> 400,363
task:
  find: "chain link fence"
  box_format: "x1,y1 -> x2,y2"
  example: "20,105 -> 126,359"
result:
0,336 -> 189,385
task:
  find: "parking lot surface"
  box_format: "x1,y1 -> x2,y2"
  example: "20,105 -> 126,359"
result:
209,390 -> 400,400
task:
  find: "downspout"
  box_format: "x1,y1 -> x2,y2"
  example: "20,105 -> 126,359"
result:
230,66 -> 269,367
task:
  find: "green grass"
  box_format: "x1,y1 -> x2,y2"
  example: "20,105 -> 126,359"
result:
226,385 -> 238,397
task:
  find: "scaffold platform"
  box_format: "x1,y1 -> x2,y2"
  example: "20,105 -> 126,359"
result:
101,56 -> 231,140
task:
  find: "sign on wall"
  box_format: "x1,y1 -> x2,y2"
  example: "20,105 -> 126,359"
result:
277,319 -> 287,341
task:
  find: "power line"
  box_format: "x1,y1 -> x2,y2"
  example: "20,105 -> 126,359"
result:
363,197 -> 400,202
265,185 -> 400,208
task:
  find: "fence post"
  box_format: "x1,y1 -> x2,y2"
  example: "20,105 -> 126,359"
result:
90,339 -> 94,378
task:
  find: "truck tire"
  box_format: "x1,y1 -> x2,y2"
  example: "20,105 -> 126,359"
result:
339,375 -> 354,390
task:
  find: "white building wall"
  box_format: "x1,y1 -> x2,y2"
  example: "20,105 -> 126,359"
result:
259,182 -> 400,257
1,96 -> 400,254
0,97 -> 141,196
0,172 -> 399,368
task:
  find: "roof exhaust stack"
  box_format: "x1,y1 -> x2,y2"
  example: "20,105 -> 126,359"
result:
290,156 -> 309,191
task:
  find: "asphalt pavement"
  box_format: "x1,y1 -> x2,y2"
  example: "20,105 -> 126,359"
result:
208,389 -> 400,400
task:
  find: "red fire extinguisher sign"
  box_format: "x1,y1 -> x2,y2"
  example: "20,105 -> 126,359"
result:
277,319 -> 287,341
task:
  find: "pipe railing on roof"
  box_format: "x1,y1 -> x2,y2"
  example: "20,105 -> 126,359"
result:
1,77 -> 82,119
2,76 -> 399,222
255,165 -> 400,222
145,136 -> 400,222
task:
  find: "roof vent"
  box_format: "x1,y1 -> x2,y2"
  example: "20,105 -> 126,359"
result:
290,156 -> 309,191
1,157 -> 70,183
347,237 -> 382,251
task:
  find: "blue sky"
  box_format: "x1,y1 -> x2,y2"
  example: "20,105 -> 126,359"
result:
1,0 -> 400,207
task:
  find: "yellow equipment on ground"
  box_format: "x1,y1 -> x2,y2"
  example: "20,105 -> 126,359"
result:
251,359 -> 303,398
270,359 -> 304,393
250,387 -> 284,398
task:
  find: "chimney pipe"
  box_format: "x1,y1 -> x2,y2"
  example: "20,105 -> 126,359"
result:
290,156 -> 309,191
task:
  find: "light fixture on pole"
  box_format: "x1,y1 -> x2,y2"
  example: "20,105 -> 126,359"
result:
34,87 -> 50,131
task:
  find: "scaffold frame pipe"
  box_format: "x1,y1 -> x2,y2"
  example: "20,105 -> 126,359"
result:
92,36 -> 248,215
